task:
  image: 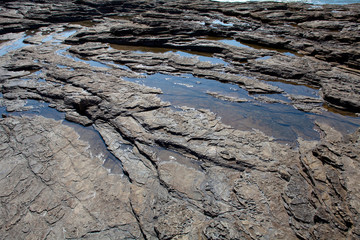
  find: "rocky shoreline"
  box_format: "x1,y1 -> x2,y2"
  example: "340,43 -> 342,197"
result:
1,0 -> 360,239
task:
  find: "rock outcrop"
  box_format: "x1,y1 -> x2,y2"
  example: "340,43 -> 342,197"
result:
1,0 -> 360,239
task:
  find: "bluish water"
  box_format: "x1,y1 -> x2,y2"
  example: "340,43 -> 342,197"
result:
0,28 -> 127,174
122,73 -> 360,144
0,35 -> 29,56
211,20 -> 234,27
50,29 -> 77,44
212,0 -> 360,4
255,56 -> 272,61
219,39 -> 251,48
2,29 -> 359,146
56,48 -> 112,68
57,47 -> 132,70
266,80 -> 319,97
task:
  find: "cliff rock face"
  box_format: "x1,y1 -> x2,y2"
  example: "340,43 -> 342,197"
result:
0,0 -> 360,239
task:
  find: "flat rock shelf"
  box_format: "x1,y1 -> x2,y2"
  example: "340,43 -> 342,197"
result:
1,0 -> 360,239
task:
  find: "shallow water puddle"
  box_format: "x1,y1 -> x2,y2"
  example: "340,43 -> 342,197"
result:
211,19 -> 234,27
0,28 -> 77,57
266,80 -> 319,97
0,34 -> 30,56
124,73 -> 360,144
125,73 -> 251,102
57,47 -> 131,70
219,39 -> 253,48
56,47 -> 111,68
0,93 -> 5,115
0,98 -> 124,175
30,28 -> 77,44
41,34 -> 54,43
2,30 -> 359,146
48,29 -> 77,44
103,60 -> 131,70
216,38 -> 299,57
255,56 -> 272,61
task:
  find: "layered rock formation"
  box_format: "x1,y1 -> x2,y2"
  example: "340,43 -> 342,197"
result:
1,0 -> 360,239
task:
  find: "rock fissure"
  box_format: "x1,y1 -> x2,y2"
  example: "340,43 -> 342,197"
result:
129,201 -> 149,240
1,0 -> 360,239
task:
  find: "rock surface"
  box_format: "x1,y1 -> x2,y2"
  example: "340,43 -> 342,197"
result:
1,0 -> 360,239
0,116 -> 142,239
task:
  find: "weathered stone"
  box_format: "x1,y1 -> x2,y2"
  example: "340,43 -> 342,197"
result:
1,1 -> 360,239
0,116 -> 142,239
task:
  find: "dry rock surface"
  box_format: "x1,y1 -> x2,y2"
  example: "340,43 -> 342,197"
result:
1,0 -> 360,239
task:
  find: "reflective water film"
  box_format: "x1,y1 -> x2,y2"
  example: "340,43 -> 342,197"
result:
123,73 -> 360,144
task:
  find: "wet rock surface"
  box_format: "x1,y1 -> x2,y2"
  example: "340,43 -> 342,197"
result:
1,0 -> 360,239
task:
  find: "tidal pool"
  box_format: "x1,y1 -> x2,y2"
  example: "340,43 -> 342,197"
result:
56,47 -> 112,68
2,29 -> 360,147
0,34 -> 29,56
123,73 -> 360,145
217,38 -> 300,57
